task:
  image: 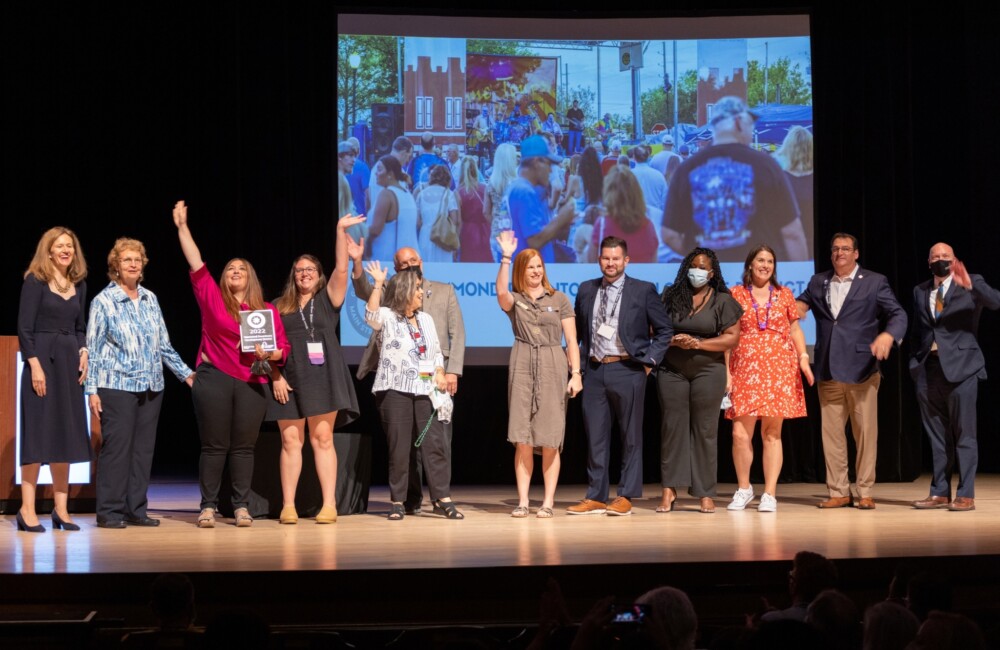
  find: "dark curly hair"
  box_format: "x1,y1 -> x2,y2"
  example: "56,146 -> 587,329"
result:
661,247 -> 729,319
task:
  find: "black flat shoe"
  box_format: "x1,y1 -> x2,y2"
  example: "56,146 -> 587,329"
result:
16,511 -> 45,533
51,511 -> 81,531
432,499 -> 464,520
96,520 -> 127,529
124,517 -> 160,527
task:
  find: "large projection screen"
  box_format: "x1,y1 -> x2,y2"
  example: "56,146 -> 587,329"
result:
338,14 -> 814,364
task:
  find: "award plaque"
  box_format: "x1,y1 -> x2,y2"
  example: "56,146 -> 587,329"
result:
239,309 -> 277,352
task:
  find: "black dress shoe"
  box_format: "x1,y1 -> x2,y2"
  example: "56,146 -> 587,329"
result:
124,517 -> 160,527
96,520 -> 127,529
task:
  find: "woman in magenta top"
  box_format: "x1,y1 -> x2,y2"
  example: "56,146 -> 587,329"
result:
173,200 -> 290,528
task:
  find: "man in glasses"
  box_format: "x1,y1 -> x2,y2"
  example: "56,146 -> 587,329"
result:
796,233 -> 907,510
662,95 -> 809,263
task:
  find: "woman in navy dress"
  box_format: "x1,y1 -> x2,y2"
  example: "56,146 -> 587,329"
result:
17,227 -> 91,532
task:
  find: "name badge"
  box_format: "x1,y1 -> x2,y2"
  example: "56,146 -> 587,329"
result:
418,358 -> 436,378
307,341 -> 325,365
515,301 -> 530,310
597,323 -> 616,339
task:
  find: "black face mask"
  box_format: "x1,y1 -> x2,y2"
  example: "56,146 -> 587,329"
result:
930,260 -> 952,278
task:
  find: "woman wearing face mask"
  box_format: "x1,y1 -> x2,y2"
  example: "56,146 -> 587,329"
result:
657,248 -> 741,513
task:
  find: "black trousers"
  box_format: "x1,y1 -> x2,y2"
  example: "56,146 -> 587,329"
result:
376,390 -> 451,503
192,363 -> 269,510
95,388 -> 163,523
917,356 -> 980,498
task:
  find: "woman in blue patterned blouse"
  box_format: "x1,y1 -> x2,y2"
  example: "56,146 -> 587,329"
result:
86,238 -> 194,528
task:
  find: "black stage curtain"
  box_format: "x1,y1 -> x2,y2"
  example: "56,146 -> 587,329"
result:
5,5 -> 998,487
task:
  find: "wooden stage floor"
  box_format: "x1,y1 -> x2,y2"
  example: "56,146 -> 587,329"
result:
4,475 -> 999,576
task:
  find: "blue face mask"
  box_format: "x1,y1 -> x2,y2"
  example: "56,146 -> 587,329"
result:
687,268 -> 711,288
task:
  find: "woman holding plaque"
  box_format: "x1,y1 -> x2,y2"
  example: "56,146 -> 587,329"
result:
16,227 -> 90,533
725,245 -> 812,513
86,237 -> 195,528
266,216 -> 363,524
363,262 -> 462,521
172,200 -> 290,528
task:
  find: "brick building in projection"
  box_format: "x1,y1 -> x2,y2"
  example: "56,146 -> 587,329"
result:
403,55 -> 466,150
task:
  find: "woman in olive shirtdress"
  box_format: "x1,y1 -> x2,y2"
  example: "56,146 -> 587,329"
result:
495,231 -> 583,518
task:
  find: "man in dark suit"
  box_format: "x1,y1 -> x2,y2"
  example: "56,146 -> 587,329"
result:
909,243 -> 1000,512
797,233 -> 908,510
348,242 -> 465,514
569,236 -> 673,516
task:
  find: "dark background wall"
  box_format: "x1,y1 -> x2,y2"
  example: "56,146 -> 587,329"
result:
4,4 -> 998,485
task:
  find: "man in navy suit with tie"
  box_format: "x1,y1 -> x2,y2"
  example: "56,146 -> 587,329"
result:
569,236 -> 673,516
797,233 -> 908,510
910,243 -> 1000,512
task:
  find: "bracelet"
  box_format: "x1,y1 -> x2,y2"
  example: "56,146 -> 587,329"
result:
799,352 -> 809,359
500,260 -> 511,265
570,370 -> 582,375
79,347 -> 88,356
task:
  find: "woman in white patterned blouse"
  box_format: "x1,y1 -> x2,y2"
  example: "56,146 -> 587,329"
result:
364,262 -> 463,521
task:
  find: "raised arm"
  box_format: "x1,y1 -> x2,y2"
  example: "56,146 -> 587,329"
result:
495,231 -> 517,312
364,261 -> 388,319
172,200 -> 204,271
330,215 -> 366,308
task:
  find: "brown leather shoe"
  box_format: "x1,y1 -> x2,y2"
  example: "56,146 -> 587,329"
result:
948,497 -> 975,512
912,496 -> 950,509
856,497 -> 876,510
817,496 -> 852,509
566,499 -> 607,515
606,496 -> 633,516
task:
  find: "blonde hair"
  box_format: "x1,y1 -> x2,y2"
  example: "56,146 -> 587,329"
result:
776,125 -> 814,174
219,258 -> 266,320
107,237 -> 148,283
458,156 -> 480,193
511,248 -> 553,294
489,143 -> 519,196
25,226 -> 88,283
338,171 -> 354,218
274,254 -> 327,315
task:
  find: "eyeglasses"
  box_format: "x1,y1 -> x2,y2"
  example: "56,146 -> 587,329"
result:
831,246 -> 855,253
120,257 -> 143,265
294,267 -> 318,275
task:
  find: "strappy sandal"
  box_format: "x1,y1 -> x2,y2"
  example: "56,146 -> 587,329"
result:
387,503 -> 405,521
511,506 -> 529,518
656,488 -> 677,513
536,507 -> 554,519
234,507 -> 253,527
197,508 -> 216,529
432,499 -> 464,520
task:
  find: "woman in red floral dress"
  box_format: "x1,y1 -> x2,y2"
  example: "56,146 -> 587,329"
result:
726,245 -> 814,512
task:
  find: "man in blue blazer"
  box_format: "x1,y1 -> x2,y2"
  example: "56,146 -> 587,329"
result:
909,243 -> 1000,512
797,233 -> 908,510
569,236 -> 673,516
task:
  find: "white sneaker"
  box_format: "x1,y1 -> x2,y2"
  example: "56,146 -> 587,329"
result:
758,493 -> 777,512
727,486 -> 755,510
